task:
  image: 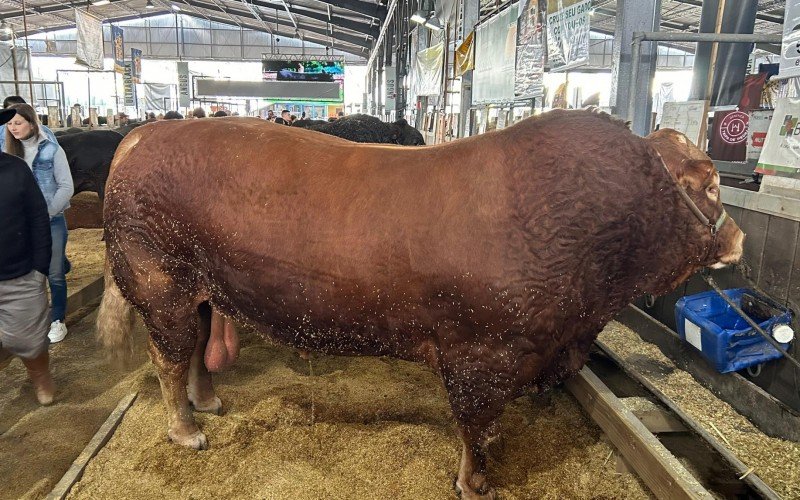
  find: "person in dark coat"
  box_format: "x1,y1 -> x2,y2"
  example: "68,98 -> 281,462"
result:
0,107 -> 55,405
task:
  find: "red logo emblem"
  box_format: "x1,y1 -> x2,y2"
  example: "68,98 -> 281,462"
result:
720,111 -> 749,144
752,132 -> 767,148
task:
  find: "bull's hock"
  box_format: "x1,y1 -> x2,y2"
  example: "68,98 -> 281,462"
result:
722,180 -> 800,222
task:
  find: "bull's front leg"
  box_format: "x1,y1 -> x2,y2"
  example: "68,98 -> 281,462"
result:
187,303 -> 222,414
455,423 -> 496,500
148,336 -> 208,450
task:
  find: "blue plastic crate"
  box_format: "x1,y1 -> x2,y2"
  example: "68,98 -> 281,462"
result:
674,288 -> 792,374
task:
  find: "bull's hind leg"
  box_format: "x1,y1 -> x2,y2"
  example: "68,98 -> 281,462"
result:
187,302 -> 222,414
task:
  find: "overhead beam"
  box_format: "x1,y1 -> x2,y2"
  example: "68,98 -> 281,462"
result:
13,10 -> 172,37
248,0 -> 378,38
185,11 -> 367,55
671,0 -> 784,24
180,0 -> 370,48
0,0 -> 129,19
309,0 -> 386,21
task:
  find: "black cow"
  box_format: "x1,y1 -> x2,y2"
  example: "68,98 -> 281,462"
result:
54,127 -> 84,137
115,121 -> 148,136
57,130 -> 123,202
295,114 -> 425,145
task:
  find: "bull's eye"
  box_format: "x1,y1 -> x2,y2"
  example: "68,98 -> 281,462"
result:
707,186 -> 719,196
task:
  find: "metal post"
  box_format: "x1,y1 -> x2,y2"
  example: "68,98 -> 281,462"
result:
689,0 -> 719,100
459,0 -> 479,138
21,0 -> 33,102
610,0 -> 661,135
11,46 -> 19,95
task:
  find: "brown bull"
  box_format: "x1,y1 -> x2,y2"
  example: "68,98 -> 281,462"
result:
97,110 -> 743,499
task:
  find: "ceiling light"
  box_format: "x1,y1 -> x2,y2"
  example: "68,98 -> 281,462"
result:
145,0 -> 154,8
171,3 -> 181,11
424,16 -> 443,30
410,9 -> 427,24
91,0 -> 111,5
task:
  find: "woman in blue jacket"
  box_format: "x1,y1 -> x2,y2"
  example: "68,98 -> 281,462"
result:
5,104 -> 74,343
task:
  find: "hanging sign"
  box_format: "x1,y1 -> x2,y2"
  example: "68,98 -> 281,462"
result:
546,0 -> 591,71
131,48 -> 142,84
75,9 -> 104,70
112,25 -> 124,74
779,1 -> 800,79
710,110 -> 748,162
385,65 -> 396,112
123,61 -> 136,107
757,98 -> 800,176
747,110 -> 773,161
455,31 -> 475,77
177,61 -> 190,107
515,0 -> 545,99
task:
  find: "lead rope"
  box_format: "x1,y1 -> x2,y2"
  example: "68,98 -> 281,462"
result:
700,270 -> 800,371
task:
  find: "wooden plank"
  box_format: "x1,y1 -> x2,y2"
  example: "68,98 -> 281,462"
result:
565,367 -> 712,500
595,338 -> 781,500
46,392 -> 137,500
65,275 -> 105,316
616,305 -> 800,442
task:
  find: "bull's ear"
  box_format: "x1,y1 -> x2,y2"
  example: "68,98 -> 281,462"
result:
674,159 -> 714,190
394,118 -> 409,127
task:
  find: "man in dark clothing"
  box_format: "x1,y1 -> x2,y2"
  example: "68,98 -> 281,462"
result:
274,109 -> 291,125
0,107 -> 56,405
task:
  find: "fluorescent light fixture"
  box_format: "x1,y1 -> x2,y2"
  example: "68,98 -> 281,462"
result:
91,0 -> 111,5
410,9 -> 427,24
424,16 -> 443,30
171,3 -> 181,10
145,0 -> 155,8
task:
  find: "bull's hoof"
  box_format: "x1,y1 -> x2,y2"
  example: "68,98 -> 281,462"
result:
168,429 -> 208,450
455,478 -> 496,500
191,396 -> 222,415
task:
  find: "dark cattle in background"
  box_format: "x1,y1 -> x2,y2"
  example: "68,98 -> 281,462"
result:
291,118 -> 328,128
96,111 -> 743,499
58,130 -> 123,202
295,113 -> 425,145
115,122 -> 146,136
54,127 -> 84,137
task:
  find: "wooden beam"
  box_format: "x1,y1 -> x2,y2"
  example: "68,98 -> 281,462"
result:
565,367 -> 713,500
46,392 -> 138,500
65,275 -> 104,317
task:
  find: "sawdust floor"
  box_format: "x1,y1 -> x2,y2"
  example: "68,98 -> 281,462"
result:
69,327 -> 650,500
0,309 -> 150,500
65,228 -> 105,292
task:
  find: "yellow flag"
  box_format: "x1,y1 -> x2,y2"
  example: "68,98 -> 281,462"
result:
455,31 -> 475,77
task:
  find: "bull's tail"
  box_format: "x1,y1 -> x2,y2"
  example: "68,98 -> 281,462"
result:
96,258 -> 136,365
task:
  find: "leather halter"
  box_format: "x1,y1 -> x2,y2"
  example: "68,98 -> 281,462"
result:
659,156 -> 728,238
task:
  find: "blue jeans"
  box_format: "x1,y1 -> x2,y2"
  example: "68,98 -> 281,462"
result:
49,215 -> 70,322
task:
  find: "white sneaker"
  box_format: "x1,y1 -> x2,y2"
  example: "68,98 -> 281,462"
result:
48,320 -> 68,343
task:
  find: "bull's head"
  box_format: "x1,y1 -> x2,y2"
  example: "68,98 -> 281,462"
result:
392,118 -> 426,146
646,129 -> 744,269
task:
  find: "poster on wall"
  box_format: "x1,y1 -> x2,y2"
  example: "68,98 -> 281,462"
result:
546,0 -> 591,71
756,98 -> 800,176
514,0 -> 545,99
75,9 -> 104,70
112,25 -> 124,74
710,110 -> 749,161
177,61 -> 190,107
779,1 -> 800,79
747,110 -> 773,161
131,48 -> 142,84
659,100 -> 709,147
413,42 -> 444,96
385,65 -> 396,112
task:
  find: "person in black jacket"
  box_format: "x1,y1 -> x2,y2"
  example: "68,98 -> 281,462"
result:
0,108 -> 55,405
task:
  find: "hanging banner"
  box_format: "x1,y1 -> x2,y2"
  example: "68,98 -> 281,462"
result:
515,0 -> 545,99
177,61 -> 190,107
385,65 -> 396,112
779,2 -> 800,79
112,25 -> 124,74
131,48 -> 142,84
757,98 -> 800,176
123,62 -> 136,107
473,5 -> 517,104
75,9 -> 104,70
546,0 -> 591,71
412,42 -> 444,97
710,110 -> 749,162
747,110 -> 773,161
455,31 -> 475,77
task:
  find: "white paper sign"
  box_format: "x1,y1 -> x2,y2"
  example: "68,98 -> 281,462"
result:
659,100 -> 708,146
747,110 -> 773,161
757,98 -> 800,176
684,319 -> 703,351
75,10 -> 104,70
780,1 -> 800,79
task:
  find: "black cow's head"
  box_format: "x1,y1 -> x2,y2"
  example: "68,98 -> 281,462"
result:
391,119 -> 425,146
